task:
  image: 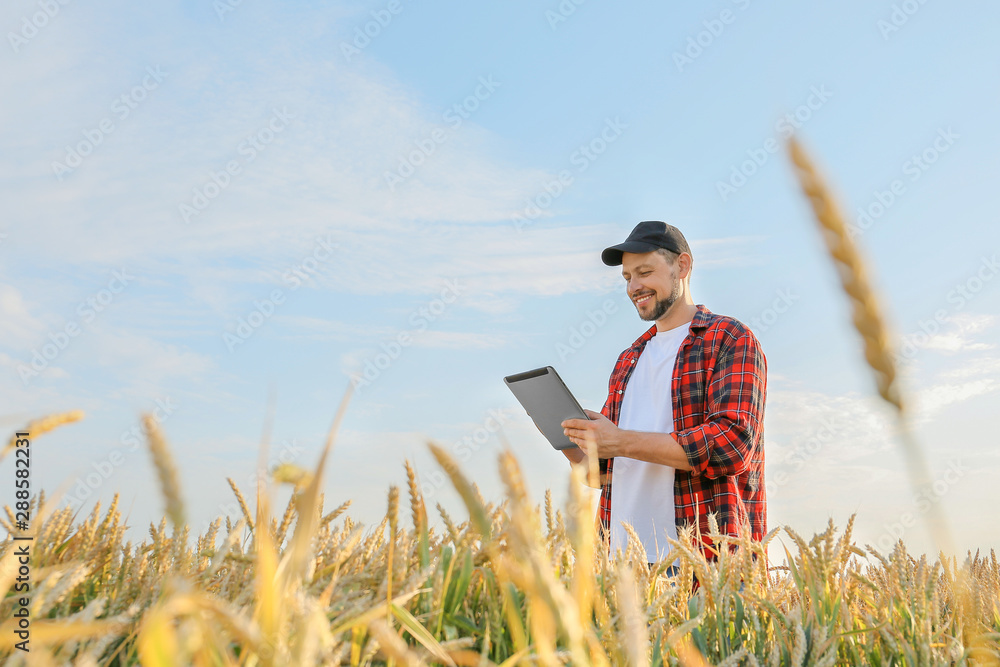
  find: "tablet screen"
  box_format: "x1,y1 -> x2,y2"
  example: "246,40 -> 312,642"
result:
503,366 -> 589,450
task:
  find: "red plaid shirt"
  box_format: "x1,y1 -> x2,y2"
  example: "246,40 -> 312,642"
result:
598,305 -> 767,557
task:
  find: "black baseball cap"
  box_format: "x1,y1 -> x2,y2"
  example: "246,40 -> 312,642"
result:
601,221 -> 692,266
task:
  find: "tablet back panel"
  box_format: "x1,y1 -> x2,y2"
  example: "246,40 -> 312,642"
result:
504,366 -> 588,450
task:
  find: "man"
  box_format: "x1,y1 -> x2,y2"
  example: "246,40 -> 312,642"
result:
560,221 -> 767,562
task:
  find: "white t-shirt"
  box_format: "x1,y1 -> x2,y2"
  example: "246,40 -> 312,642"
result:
609,322 -> 689,561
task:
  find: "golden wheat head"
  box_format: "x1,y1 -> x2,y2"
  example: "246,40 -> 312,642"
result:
143,413 -> 186,530
787,137 -> 903,412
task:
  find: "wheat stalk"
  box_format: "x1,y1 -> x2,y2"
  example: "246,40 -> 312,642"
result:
786,136 -> 954,555
320,499 -> 352,529
1,410 -> 85,465
226,477 -> 254,532
386,484 -> 399,622
143,413 -> 186,530
404,460 -> 426,534
787,138 -> 902,411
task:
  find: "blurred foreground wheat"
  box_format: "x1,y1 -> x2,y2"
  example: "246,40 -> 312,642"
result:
787,137 -> 954,556
0,408 -> 998,666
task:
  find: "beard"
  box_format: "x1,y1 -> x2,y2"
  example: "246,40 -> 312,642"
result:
637,280 -> 682,322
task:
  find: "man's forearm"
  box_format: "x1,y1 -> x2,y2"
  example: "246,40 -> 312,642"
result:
619,430 -> 694,471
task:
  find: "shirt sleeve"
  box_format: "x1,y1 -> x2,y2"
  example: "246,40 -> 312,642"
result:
599,352 -> 626,475
674,326 -> 767,479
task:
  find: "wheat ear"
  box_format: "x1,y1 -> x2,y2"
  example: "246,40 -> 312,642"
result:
143,413 -> 186,530
787,137 -> 902,411
1,410 -> 85,464
787,136 -> 954,555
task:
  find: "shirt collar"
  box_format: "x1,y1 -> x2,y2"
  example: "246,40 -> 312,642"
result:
629,304 -> 713,352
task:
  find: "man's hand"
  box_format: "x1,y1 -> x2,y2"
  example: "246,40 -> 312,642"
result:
561,409 -> 628,459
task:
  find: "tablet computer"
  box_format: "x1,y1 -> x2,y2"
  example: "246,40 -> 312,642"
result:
503,366 -> 590,450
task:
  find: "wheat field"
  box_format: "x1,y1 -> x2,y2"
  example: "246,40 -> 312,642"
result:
0,414 -> 998,666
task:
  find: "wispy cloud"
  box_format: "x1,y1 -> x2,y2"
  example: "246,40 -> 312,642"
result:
916,379 -> 997,415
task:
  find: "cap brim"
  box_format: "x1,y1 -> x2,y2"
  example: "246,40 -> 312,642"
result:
601,241 -> 662,266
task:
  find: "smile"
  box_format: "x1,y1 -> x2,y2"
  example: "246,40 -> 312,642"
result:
634,293 -> 654,305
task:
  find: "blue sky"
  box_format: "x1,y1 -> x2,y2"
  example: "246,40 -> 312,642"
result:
2,0 -> 998,559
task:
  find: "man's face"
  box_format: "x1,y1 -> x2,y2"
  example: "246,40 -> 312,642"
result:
621,250 -> 682,322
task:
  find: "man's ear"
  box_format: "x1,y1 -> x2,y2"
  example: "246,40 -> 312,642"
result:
677,252 -> 693,280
